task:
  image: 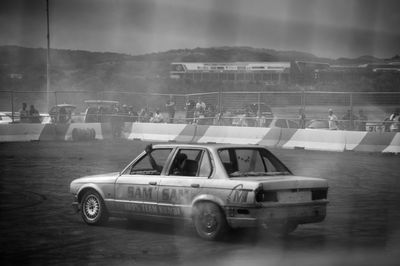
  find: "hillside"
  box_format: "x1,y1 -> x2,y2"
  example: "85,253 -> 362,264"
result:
0,45 -> 397,94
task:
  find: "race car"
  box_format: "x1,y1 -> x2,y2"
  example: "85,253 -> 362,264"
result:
70,143 -> 328,240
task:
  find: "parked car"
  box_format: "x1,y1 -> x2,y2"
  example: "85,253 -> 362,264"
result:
84,100 -> 119,123
232,103 -> 273,127
70,143 -> 329,240
49,104 -> 77,124
306,119 -> 330,130
0,112 -> 16,124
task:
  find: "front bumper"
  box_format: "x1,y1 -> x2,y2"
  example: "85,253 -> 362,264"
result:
226,201 -> 328,228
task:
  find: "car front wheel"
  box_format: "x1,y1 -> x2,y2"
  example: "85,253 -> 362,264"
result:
81,190 -> 109,225
193,202 -> 228,240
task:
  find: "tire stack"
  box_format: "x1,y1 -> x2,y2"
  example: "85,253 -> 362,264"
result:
72,128 -> 96,141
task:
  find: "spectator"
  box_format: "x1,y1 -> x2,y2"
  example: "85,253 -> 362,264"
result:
389,109 -> 400,132
138,107 -> 151,122
194,98 -> 206,124
357,109 -> 368,131
165,95 -> 176,123
111,104 -> 123,138
128,106 -> 137,122
185,99 -> 196,123
341,109 -> 358,131
298,108 -> 306,129
150,109 -> 164,123
195,97 -> 206,113
19,102 -> 29,123
29,104 -> 41,123
328,109 -> 339,130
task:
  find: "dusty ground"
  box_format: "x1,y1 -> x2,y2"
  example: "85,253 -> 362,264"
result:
0,140 -> 400,266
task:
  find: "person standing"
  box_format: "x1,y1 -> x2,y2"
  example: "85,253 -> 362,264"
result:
165,95 -> 176,123
357,109 -> 368,131
328,108 -> 339,130
29,104 -> 41,123
195,97 -> 206,124
150,109 -> 164,123
298,108 -> 306,129
19,102 -> 29,123
389,109 -> 400,132
185,99 -> 196,123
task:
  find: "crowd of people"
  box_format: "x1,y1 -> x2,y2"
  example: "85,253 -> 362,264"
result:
14,98 -> 400,133
18,102 -> 41,123
326,108 -> 400,132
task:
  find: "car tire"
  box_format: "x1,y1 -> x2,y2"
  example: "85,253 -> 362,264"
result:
193,202 -> 228,240
81,190 -> 109,225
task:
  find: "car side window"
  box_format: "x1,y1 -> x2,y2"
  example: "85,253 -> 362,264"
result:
129,148 -> 172,175
198,150 -> 212,177
169,149 -> 205,177
235,149 -> 265,173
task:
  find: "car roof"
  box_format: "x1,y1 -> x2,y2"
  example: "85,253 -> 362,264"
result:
152,143 -> 267,150
56,104 -> 76,108
85,100 -> 119,106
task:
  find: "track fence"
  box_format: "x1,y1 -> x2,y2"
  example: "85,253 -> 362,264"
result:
1,90 -> 399,131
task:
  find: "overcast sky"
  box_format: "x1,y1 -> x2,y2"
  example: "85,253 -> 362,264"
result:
0,0 -> 399,59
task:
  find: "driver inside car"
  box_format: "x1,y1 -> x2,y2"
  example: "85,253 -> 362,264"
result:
170,153 -> 188,176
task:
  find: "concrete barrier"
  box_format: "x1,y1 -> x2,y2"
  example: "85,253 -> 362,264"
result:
382,133 -> 400,154
0,122 -> 399,155
174,124 -> 197,143
196,125 -> 269,144
343,131 -> 368,151
282,129 -> 346,152
127,123 -> 189,142
273,128 -> 296,148
0,124 -> 46,142
353,132 -> 398,153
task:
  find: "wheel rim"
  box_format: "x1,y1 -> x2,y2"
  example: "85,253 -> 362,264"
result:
199,211 -> 218,234
84,195 -> 100,221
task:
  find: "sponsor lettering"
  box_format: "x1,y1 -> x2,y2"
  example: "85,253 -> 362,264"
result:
161,188 -> 194,204
127,186 -> 153,200
123,203 -> 182,216
126,186 -> 196,204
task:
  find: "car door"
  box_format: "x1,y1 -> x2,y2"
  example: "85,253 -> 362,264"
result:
114,148 -> 173,217
157,148 -> 213,218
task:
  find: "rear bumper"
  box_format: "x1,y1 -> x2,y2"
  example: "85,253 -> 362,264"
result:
226,201 -> 328,228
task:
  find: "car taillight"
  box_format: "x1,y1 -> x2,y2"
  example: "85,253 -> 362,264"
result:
311,189 -> 328,200
255,189 -> 278,202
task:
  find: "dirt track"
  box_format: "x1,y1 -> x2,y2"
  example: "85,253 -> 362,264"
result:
1,140 -> 400,266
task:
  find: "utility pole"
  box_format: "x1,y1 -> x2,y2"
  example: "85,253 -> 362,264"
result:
46,0 -> 51,109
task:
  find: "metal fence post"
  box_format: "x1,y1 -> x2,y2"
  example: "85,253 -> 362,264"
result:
350,93 -> 353,129
54,91 -> 58,107
257,91 -> 261,127
11,91 -> 14,123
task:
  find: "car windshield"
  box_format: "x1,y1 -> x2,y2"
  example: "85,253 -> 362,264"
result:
217,148 -> 291,177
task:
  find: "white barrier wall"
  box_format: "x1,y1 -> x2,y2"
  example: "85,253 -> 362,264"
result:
282,129 -> 346,152
0,124 -> 46,142
0,123 -> 399,154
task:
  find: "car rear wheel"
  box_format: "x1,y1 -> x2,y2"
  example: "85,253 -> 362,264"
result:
193,202 -> 228,240
81,190 -> 109,225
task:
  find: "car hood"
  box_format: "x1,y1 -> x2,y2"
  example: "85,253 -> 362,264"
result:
230,175 -> 328,190
71,172 -> 120,184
